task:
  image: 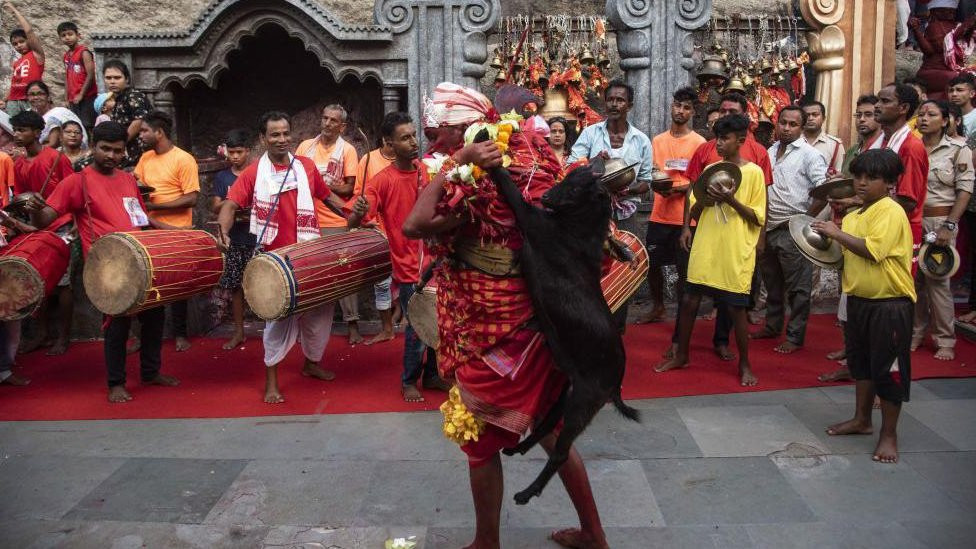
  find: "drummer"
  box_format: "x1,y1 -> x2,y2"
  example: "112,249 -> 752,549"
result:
28,121 -> 180,403
215,110 -> 351,404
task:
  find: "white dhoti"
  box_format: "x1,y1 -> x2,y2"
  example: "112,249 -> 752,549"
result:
262,302 -> 336,367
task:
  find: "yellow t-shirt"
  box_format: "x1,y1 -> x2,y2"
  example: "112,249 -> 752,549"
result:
297,137 -> 360,228
134,147 -> 200,228
840,197 -> 916,301
687,162 -> 766,294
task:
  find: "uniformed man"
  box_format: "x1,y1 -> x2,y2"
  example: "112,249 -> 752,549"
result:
801,100 -> 845,176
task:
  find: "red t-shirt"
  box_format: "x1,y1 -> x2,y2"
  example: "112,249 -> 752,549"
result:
685,133 -> 774,186
63,45 -> 97,101
226,157 -> 331,251
8,51 -> 43,101
888,134 -> 928,244
363,164 -> 424,284
14,147 -> 74,199
45,166 -> 149,256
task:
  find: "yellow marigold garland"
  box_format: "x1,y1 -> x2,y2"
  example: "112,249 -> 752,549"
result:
440,386 -> 486,445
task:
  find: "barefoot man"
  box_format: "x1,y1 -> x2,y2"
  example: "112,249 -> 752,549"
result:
813,149 -> 915,463
216,111 -> 350,404
30,122 -> 180,402
403,82 -> 610,549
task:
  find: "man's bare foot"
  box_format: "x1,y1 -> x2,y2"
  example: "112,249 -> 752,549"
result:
144,374 -> 180,386
826,349 -> 846,361
392,303 -> 403,326
175,336 -> 191,352
108,385 -> 133,403
958,310 -> 976,324
126,338 -> 141,354
301,362 -> 336,381
46,338 -> 69,356
873,433 -> 898,463
222,333 -> 245,350
826,418 -> 872,436
654,356 -> 689,373
774,341 -> 801,354
264,388 -> 284,404
402,383 -> 424,402
739,366 -> 758,387
661,343 -> 677,360
749,327 -> 778,340
714,345 -> 736,361
818,367 -> 852,383
636,306 -> 665,324
1,373 -> 30,386
550,528 -> 610,549
422,376 -> 452,392
934,347 -> 955,361
909,337 -> 922,352
701,308 -> 717,321
347,324 -> 364,345
365,331 -> 395,345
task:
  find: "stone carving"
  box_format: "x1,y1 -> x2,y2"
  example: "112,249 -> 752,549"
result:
799,0 -> 845,29
801,0 -> 846,137
607,0 -> 712,135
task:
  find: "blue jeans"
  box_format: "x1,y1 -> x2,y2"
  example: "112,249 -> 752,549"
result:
398,282 -> 438,385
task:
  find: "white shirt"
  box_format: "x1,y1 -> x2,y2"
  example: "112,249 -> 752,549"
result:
766,138 -> 828,229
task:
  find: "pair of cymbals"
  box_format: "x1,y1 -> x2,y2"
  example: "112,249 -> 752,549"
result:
809,177 -> 854,201
692,161 -> 741,207
788,214 -> 843,269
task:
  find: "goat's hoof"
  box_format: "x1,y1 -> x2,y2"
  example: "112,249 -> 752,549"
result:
502,447 -> 517,456
513,488 -> 537,505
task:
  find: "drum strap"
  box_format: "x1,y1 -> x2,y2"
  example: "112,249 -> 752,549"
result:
79,171 -> 97,247
414,258 -> 442,292
254,156 -> 296,254
38,150 -> 66,197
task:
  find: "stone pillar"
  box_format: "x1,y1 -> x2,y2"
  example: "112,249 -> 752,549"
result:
382,86 -> 402,114
606,0 -> 712,136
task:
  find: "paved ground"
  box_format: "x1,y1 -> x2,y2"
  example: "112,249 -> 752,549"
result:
0,379 -> 974,548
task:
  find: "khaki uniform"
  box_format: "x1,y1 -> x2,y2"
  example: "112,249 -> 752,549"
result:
914,136 -> 975,349
806,132 -> 845,175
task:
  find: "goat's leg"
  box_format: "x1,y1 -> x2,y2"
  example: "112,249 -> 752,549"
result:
503,385 -> 568,456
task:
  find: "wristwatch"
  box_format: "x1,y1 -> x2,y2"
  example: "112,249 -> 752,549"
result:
943,220 -> 958,231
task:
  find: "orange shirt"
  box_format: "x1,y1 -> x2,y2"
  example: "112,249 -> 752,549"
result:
134,147 -> 200,228
364,163 -> 424,283
651,130 -> 706,225
356,148 -> 393,234
297,137 -> 359,228
0,151 -> 16,207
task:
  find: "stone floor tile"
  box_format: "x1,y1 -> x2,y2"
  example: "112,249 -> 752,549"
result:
318,412 -> 462,461
64,458 -> 247,523
917,378 -> 976,399
901,452 -> 976,513
354,460 -> 475,527
0,455 -> 126,521
772,454 -> 971,522
572,406 -> 703,460
26,521 -> 268,548
906,400 -> 976,450
641,457 -> 815,525
262,525 -> 426,549
426,525 -> 754,549
677,405 -> 827,457
818,382 -> 941,405
745,521 -> 926,549
204,459 -> 374,527
900,519 -> 976,549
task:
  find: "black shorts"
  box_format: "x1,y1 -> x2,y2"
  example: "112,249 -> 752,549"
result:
70,96 -> 97,130
683,282 -> 750,308
645,221 -> 683,267
844,296 -> 913,403
219,243 -> 255,290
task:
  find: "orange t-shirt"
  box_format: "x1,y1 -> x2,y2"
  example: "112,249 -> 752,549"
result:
0,151 -> 17,207
134,147 -> 200,228
297,137 -> 359,228
650,130 -> 706,225
356,148 -> 393,234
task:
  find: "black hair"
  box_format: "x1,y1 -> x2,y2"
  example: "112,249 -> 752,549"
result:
777,105 -> 808,126
57,22 -> 79,35
604,79 -> 634,103
224,128 -> 252,149
903,76 -> 927,93
61,120 -> 83,133
706,107 -> 721,118
10,110 -> 44,131
258,110 -> 290,134
948,102 -> 965,136
102,59 -> 131,82
719,92 -> 749,113
380,111 -> 413,139
849,149 -> 904,184
142,110 -> 173,138
25,80 -> 49,96
948,72 -> 976,90
672,86 -> 698,105
713,114 -> 750,139
9,29 -> 26,42
919,99 -> 950,134
891,83 -> 921,119
91,121 -> 127,145
547,116 -> 578,148
800,99 -> 827,117
856,94 -> 880,107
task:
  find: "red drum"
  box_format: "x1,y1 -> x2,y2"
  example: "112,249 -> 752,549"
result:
84,230 -> 225,316
0,231 -> 70,320
243,229 -> 392,321
602,230 -> 649,313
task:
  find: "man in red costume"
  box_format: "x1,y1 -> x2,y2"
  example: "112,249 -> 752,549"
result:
403,82 -> 609,549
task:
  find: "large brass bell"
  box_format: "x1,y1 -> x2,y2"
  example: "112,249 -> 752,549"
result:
539,87 -> 573,119
495,68 -> 508,82
697,54 -> 729,83
598,52 -> 610,68
725,74 -> 746,93
760,57 -> 773,73
580,46 -> 596,65
489,50 -> 504,70
512,54 -> 524,71
742,72 -> 754,87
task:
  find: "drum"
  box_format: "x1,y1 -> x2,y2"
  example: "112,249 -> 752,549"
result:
243,229 -> 392,321
0,231 -> 70,320
84,230 -> 225,316
602,230 -> 649,313
407,283 -> 439,348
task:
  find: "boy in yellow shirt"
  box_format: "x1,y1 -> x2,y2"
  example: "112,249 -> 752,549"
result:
656,114 -> 766,386
812,149 -> 915,464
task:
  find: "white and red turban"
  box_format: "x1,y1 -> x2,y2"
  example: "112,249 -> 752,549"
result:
423,82 -> 494,128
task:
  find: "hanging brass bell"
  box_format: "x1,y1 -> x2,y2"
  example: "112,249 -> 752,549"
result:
742,72 -> 754,87
787,57 -> 799,71
495,68 -> 508,82
580,46 -> 596,65
489,50 -> 504,69
760,57 -> 773,73
725,75 -> 746,93
512,54 -> 524,71
598,52 -> 610,68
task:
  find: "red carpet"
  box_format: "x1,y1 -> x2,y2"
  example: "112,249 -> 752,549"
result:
1,314 -> 973,421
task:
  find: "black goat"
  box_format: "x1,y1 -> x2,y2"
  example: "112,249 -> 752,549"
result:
486,154 -> 640,505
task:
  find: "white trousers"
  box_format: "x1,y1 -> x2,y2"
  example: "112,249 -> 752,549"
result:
263,302 -> 335,367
